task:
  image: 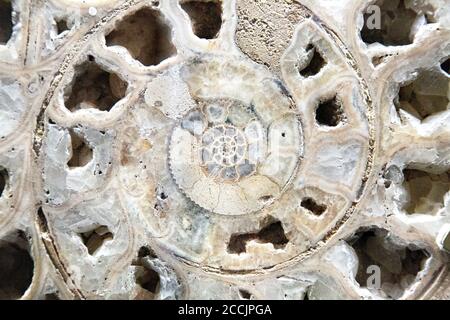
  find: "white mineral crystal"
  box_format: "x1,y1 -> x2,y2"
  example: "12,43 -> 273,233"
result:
0,0 -> 449,300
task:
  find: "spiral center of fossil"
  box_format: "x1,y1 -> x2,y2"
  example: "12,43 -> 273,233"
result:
204,125 -> 246,165
201,124 -> 250,180
169,91 -> 303,216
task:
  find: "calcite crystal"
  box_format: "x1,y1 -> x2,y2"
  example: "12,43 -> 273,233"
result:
0,0 -> 449,300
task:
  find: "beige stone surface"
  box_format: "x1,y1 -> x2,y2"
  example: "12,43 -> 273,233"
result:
0,0 -> 449,300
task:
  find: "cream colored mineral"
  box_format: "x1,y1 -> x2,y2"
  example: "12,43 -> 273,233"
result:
0,0 -> 449,300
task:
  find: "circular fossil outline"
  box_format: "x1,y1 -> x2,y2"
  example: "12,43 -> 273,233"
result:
34,0 -> 377,279
168,62 -> 305,217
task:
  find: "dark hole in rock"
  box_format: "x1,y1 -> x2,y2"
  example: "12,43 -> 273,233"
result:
303,290 -> 310,300
138,245 -> 157,258
0,230 -> 34,300
301,198 -> 327,216
67,129 -> 93,168
0,168 -> 8,198
315,95 -> 346,127
395,68 -> 449,121
348,227 -> 429,299
372,56 -> 383,67
159,192 -> 168,200
259,195 -> 274,203
133,246 -> 161,299
0,0 -> 13,44
372,54 -> 393,67
441,58 -> 450,75
361,0 -> 423,46
44,292 -> 60,300
181,0 -> 223,39
228,219 -> 289,254
298,44 -> 326,77
56,18 -> 69,34
402,167 -> 450,215
228,234 -> 254,254
136,266 -> 160,293
105,7 -> 176,66
79,225 -> 113,255
238,289 -> 252,300
65,61 -> 127,112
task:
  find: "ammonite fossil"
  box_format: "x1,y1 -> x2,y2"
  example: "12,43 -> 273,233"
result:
0,0 -> 449,300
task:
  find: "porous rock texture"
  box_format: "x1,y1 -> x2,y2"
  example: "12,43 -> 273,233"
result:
0,0 -> 449,300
